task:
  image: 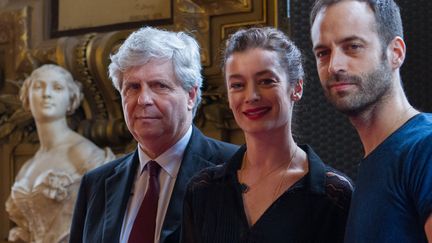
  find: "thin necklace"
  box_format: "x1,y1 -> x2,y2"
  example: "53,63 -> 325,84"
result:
272,145 -> 298,201
239,145 -> 298,194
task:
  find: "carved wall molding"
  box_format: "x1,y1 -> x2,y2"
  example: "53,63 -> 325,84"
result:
0,0 -> 281,180
0,7 -> 35,81
31,0 -> 277,144
31,32 -> 133,148
0,0 -> 280,150
0,1 -> 281,240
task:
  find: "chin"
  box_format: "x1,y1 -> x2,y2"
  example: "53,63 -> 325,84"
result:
139,130 -> 163,137
37,115 -> 63,122
242,125 -> 274,135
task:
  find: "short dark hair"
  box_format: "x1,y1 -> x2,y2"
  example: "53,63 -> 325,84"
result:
222,27 -> 304,85
310,0 -> 403,47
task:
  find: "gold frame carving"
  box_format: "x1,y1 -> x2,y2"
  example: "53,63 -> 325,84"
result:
50,0 -> 173,37
0,7 -> 36,242
0,1 -> 280,239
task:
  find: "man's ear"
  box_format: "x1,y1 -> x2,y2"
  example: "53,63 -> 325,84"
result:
187,86 -> 198,111
291,79 -> 304,101
388,36 -> 406,69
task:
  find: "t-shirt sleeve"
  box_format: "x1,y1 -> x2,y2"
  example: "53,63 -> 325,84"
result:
409,135 -> 432,224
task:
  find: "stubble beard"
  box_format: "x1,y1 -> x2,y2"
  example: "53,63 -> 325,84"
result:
325,61 -> 393,116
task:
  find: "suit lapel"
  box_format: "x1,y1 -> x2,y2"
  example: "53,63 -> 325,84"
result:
102,150 -> 139,243
160,127 -> 215,243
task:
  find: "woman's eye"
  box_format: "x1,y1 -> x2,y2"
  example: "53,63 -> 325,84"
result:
54,85 -> 64,90
229,82 -> 244,90
33,82 -> 42,89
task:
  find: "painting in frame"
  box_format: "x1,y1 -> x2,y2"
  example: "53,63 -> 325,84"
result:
50,0 -> 173,37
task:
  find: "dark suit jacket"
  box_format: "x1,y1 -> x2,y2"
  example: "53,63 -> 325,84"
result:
69,126 -> 238,243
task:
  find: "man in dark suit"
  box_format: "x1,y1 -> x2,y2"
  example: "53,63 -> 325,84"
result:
69,26 -> 238,243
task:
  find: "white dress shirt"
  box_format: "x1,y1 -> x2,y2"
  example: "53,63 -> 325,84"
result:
120,126 -> 192,243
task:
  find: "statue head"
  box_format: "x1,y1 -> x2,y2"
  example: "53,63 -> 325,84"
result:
20,64 -> 83,116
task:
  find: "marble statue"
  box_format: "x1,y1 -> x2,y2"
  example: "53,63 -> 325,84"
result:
5,64 -> 115,243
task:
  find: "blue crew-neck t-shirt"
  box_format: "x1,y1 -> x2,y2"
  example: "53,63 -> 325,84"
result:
345,113 -> 432,243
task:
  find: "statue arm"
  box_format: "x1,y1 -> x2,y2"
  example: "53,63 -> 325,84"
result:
70,138 -> 116,175
5,196 -> 30,242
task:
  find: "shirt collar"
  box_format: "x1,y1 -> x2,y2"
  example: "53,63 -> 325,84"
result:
301,144 -> 327,194
138,125 -> 193,178
220,144 -> 328,195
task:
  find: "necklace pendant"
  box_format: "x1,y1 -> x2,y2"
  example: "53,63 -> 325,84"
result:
240,183 -> 249,193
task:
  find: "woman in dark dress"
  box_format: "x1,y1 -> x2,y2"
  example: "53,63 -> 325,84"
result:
181,27 -> 353,243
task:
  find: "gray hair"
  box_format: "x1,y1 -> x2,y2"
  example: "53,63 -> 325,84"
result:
108,26 -> 203,116
222,27 -> 304,86
20,64 -> 83,115
310,0 -> 403,48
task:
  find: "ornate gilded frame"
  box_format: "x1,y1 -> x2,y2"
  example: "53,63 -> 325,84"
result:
0,1 -> 281,239
50,0 -> 174,37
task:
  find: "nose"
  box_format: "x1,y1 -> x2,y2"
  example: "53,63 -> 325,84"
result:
328,49 -> 348,75
42,85 -> 52,98
245,84 -> 260,104
137,87 -> 153,106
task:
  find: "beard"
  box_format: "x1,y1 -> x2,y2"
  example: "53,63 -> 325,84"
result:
324,61 -> 393,116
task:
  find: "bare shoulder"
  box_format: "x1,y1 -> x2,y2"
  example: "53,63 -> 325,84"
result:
13,157 -> 34,181
67,133 -> 114,172
69,134 -> 103,156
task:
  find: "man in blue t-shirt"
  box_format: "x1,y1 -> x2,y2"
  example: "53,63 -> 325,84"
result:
310,0 -> 432,242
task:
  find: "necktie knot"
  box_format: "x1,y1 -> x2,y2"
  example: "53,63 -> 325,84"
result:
147,160 -> 160,177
